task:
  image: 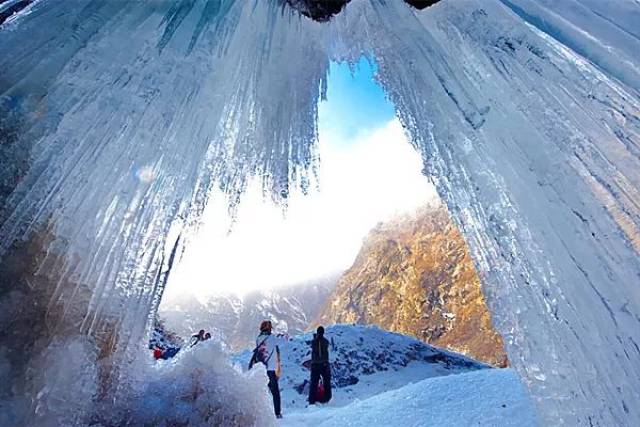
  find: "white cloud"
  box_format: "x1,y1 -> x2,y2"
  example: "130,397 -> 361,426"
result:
163,118 -> 437,300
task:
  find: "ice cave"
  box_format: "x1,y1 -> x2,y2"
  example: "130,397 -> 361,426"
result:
0,0 -> 639,426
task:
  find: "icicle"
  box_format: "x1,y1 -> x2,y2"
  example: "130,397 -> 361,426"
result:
0,0 -> 639,425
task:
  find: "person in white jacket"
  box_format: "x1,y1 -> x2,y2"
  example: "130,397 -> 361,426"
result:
251,320 -> 288,418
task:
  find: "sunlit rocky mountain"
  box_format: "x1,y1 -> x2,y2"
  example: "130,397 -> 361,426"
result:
161,204 -> 507,366
316,203 -> 508,367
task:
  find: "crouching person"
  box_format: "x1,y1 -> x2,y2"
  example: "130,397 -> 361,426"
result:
309,326 -> 332,404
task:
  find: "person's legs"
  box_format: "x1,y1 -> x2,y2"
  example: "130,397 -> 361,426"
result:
267,370 -> 281,416
308,366 -> 320,404
320,364 -> 332,403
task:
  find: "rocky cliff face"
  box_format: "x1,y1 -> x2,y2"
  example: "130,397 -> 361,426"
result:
282,0 -> 442,22
316,204 -> 508,367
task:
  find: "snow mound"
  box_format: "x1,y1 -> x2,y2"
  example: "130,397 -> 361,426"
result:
282,368 -> 537,427
235,324 -> 489,408
101,340 -> 277,427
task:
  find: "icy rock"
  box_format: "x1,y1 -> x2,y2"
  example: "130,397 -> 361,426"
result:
283,0 -> 351,22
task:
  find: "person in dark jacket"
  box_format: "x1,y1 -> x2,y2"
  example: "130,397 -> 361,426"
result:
189,329 -> 205,347
308,325 -> 332,404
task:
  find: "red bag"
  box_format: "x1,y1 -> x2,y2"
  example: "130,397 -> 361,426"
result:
153,348 -> 163,360
316,380 -> 325,402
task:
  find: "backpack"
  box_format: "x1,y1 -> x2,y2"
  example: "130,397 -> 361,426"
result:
248,335 -> 272,370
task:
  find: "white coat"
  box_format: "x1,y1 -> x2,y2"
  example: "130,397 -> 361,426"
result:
255,332 -> 288,371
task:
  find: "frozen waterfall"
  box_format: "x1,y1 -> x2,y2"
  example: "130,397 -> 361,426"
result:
0,0 -> 639,425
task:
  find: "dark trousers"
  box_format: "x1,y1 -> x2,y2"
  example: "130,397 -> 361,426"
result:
267,370 -> 281,416
308,363 -> 332,404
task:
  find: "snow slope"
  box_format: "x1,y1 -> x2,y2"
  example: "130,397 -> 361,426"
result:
232,325 -> 536,426
235,325 -> 491,409
282,369 -> 537,427
104,325 -> 535,427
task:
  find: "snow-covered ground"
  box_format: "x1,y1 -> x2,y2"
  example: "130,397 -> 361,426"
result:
26,322 -> 535,426
234,325 -> 490,409
231,325 -> 537,426
282,368 -> 537,427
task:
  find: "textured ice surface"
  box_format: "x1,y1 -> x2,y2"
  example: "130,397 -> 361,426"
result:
0,0 -> 639,425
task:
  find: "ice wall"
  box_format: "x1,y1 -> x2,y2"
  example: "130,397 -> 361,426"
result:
0,0 -> 326,350
0,0 -> 639,425
0,1 -> 330,422
347,1 -> 640,425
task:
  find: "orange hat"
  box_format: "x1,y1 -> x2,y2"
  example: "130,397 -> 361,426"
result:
260,320 -> 272,332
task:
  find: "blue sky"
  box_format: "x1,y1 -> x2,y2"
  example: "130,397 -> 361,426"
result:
319,57 -> 396,144
163,57 -> 436,298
